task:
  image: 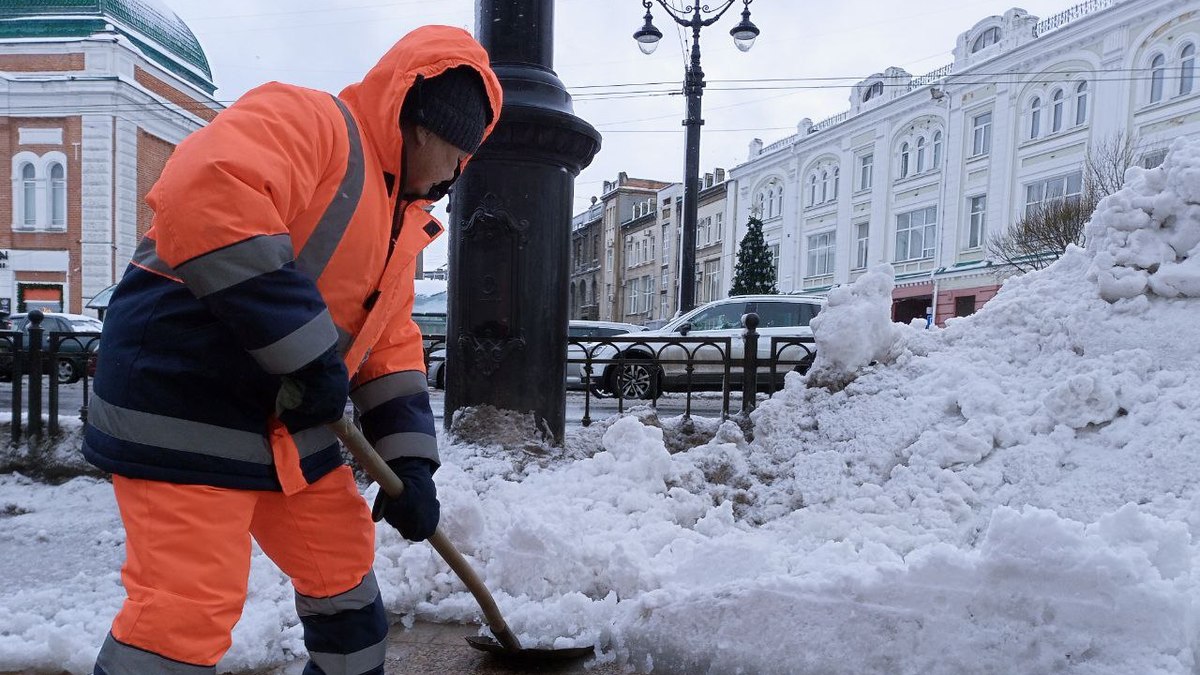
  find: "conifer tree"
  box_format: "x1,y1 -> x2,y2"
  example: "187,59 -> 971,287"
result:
729,216 -> 778,295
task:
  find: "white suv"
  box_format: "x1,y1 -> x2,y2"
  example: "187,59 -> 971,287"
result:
582,295 -> 824,399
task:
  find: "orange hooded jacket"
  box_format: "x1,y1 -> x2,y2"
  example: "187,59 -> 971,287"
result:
83,26 -> 502,493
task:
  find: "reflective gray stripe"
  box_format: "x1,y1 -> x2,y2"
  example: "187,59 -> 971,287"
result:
131,236 -> 180,279
337,326 -> 354,359
350,371 -> 428,413
174,234 -> 294,298
249,308 -> 339,375
308,639 -> 387,675
95,633 -> 215,674
90,394 -> 336,464
295,570 -> 380,617
296,96 -> 365,281
375,431 -> 439,464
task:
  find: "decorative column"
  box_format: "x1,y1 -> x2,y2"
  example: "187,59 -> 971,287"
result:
445,0 -> 601,444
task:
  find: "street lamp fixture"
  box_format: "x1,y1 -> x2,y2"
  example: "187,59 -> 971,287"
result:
632,0 -> 758,314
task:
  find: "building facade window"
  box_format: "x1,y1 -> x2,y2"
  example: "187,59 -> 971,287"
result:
49,162 -> 66,227
932,131 -> 943,168
20,163 -> 36,228
1029,96 -> 1042,138
900,142 -> 910,178
863,81 -> 883,102
967,195 -> 986,250
972,26 -> 1000,53
853,222 -> 869,270
808,174 -> 818,207
807,231 -> 836,277
955,295 -> 977,318
971,112 -> 992,156
1182,43 -> 1196,96
1141,148 -> 1168,169
1074,81 -> 1088,125
895,206 -> 938,262
1150,53 -> 1166,103
1024,171 -> 1084,215
714,212 -> 723,241
858,153 -> 873,191
704,260 -> 720,302
1051,89 -> 1064,132
769,243 -> 780,278
916,137 -> 927,173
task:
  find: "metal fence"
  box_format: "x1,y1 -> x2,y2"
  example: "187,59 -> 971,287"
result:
2,319 -> 101,444
424,312 -> 818,427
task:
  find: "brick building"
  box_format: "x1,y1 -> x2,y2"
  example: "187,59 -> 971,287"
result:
0,0 -> 220,315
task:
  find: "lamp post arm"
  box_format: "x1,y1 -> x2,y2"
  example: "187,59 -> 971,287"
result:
650,0 -> 739,28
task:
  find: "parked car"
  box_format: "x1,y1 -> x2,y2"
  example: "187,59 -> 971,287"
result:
585,295 -> 825,400
0,312 -> 104,384
426,320 -> 646,390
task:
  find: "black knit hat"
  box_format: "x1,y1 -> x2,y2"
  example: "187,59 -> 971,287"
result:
401,66 -> 492,153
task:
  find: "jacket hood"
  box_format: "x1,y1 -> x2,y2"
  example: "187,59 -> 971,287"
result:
339,25 -> 503,181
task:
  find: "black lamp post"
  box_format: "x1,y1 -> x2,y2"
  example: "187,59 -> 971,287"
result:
634,0 -> 758,313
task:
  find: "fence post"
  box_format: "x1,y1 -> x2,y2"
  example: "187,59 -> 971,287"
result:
741,312 -> 759,415
27,310 -> 44,439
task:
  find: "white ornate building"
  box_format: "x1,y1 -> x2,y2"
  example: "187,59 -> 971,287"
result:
724,0 -> 1198,324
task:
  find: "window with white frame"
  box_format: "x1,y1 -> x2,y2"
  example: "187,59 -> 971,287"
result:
1074,81 -> 1088,125
1140,148 -> 1168,169
1051,89 -> 1065,133
971,112 -> 992,156
807,231 -> 835,277
858,153 -> 873,191
714,212 -> 723,241
643,276 -> 655,313
932,131 -> 942,168
648,234 -> 655,262
757,180 -> 783,219
1029,96 -> 1042,139
1150,53 -> 1166,103
832,167 -> 840,200
966,195 -> 986,250
1024,171 -> 1083,215
900,142 -> 910,178
625,280 -> 637,314
971,26 -> 1000,53
661,267 -> 670,291
12,151 -> 69,231
916,136 -> 927,173
1182,43 -> 1196,96
769,243 -> 780,278
895,206 -> 937,262
853,222 -> 869,270
820,171 -> 829,203
808,174 -> 818,207
661,225 -> 669,263
704,260 -> 721,302
772,187 -> 782,216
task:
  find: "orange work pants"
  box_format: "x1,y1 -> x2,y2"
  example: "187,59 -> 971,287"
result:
101,466 -> 379,669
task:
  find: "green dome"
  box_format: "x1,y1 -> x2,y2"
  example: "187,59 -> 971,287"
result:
0,0 -> 214,93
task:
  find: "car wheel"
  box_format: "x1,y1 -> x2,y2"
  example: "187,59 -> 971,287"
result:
609,357 -> 658,400
56,358 -> 79,384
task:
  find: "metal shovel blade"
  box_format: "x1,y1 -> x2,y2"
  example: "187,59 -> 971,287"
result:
464,635 -> 596,661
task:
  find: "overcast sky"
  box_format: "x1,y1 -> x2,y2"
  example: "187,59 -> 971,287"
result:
162,0 -> 1085,268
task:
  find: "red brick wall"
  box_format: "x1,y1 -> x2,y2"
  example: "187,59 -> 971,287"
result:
137,130 -> 175,238
135,67 -> 218,122
0,53 -> 84,72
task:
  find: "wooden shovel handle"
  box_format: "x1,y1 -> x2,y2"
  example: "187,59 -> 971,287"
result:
329,415 -> 523,653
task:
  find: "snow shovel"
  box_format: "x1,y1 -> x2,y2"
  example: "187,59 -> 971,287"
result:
328,414 -> 595,661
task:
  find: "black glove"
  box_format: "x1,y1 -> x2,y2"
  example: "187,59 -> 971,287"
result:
278,345 -> 349,431
372,457 -> 440,541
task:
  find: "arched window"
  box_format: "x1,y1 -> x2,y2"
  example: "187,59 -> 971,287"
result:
808,174 -> 817,207
900,142 -> 910,179
932,131 -> 943,168
863,81 -> 883,102
773,185 -> 783,215
1074,82 -> 1088,126
1150,54 -> 1166,103
1029,96 -> 1042,138
755,190 -> 766,216
832,167 -> 840,200
916,137 -> 926,173
49,162 -> 65,228
20,163 -> 36,227
1051,89 -> 1064,132
820,171 -> 829,203
1182,43 -> 1196,96
768,187 -> 778,218
971,26 -> 1000,53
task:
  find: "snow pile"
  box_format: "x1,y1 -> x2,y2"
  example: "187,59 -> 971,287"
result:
3,138 -> 1200,674
1087,137 -> 1200,300
805,263 -> 904,390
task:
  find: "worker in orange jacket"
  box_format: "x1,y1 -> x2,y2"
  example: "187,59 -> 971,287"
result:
84,25 -> 502,675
